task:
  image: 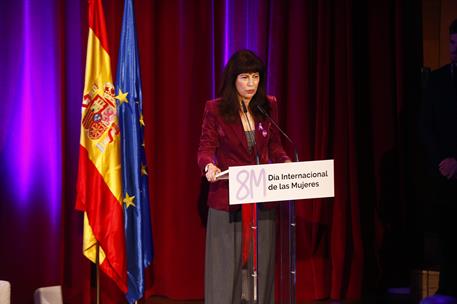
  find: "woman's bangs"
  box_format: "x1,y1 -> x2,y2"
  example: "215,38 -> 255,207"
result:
235,61 -> 263,76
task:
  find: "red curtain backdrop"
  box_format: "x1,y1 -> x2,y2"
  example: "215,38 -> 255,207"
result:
0,0 -> 423,303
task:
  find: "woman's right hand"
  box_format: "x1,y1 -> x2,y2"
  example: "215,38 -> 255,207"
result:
205,163 -> 221,183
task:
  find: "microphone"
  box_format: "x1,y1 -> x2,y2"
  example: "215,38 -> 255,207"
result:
257,104 -> 299,162
241,101 -> 260,164
241,101 -> 248,113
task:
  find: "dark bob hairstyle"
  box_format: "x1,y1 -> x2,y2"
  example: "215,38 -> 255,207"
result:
218,49 -> 271,121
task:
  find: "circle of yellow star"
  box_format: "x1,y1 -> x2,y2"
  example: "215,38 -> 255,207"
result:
115,89 -> 129,105
123,192 -> 136,208
141,164 -> 148,176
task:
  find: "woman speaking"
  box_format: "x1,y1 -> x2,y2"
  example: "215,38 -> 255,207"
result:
197,49 -> 290,304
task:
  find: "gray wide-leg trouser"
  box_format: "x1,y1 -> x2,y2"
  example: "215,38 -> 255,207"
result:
205,207 -> 276,304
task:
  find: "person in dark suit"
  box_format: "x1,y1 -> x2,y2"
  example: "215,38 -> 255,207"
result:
423,18 -> 457,298
197,50 -> 290,304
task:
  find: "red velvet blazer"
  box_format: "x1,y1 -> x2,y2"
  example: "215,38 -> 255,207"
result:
197,96 -> 290,211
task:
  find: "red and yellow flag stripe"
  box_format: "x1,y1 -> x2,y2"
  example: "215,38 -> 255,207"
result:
76,0 -> 127,292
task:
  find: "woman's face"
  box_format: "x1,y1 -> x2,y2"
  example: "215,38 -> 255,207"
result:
235,72 -> 260,101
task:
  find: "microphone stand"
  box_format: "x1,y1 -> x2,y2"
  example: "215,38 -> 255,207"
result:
241,102 -> 259,304
257,104 -> 297,304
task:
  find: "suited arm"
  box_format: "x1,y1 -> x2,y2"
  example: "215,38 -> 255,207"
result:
422,77 -> 444,171
197,101 -> 220,174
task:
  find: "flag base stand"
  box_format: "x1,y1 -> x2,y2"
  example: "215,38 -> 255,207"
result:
96,243 -> 100,304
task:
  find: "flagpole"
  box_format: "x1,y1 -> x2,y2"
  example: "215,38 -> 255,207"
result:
96,243 -> 100,304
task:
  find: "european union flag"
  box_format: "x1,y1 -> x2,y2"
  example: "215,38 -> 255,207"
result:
115,0 -> 153,302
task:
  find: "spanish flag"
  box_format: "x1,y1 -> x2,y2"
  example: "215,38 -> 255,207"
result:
75,0 -> 127,293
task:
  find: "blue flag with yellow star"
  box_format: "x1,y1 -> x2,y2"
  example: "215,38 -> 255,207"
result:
115,0 -> 153,302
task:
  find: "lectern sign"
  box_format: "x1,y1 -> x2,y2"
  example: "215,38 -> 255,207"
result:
228,159 -> 334,205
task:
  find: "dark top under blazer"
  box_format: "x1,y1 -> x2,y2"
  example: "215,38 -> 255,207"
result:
423,64 -> 457,173
197,96 -> 290,211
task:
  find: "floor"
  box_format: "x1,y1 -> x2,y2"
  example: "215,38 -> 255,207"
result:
144,292 -> 418,304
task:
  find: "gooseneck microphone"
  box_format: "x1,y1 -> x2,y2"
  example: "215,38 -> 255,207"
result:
258,103 -> 298,304
241,100 -> 249,114
257,104 -> 299,162
241,101 -> 260,165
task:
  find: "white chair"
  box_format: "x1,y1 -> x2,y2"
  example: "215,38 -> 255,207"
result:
33,285 -> 62,304
0,281 -> 11,304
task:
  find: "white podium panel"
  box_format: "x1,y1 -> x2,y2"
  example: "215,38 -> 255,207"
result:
229,159 -> 334,205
